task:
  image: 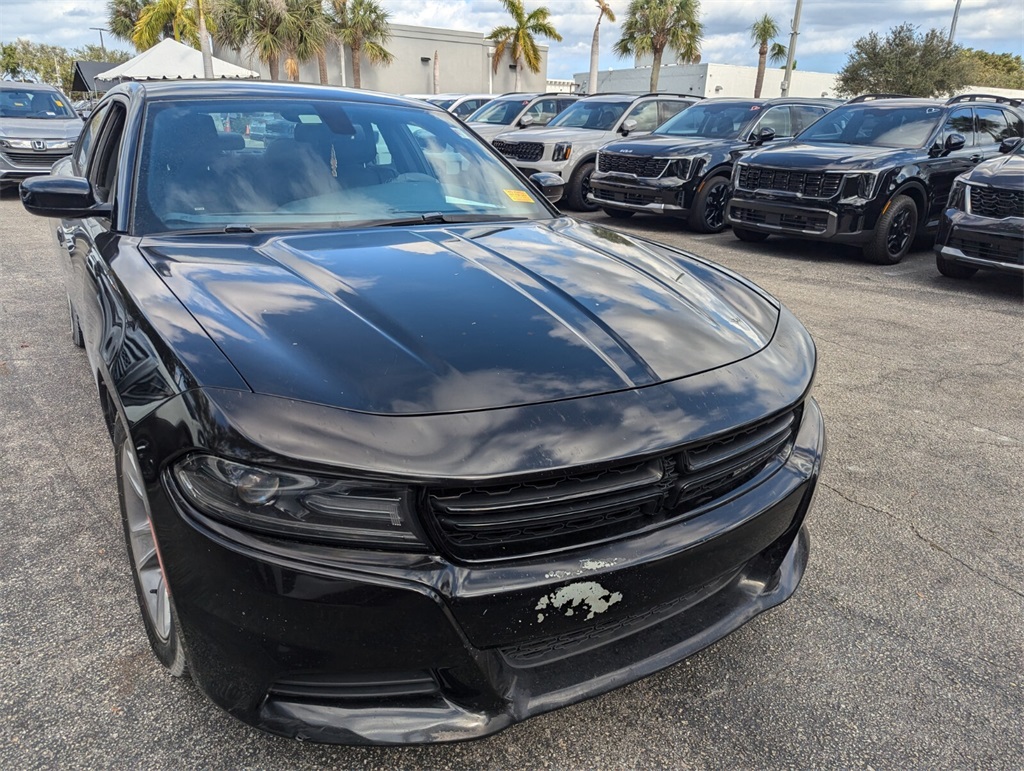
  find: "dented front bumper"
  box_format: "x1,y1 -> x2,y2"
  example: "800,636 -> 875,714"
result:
142,395 -> 824,745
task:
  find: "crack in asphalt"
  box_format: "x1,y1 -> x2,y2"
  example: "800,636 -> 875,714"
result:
820,482 -> 1024,601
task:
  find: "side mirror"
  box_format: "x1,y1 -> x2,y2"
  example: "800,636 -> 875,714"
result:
529,172 -> 565,204
999,136 -> 1023,154
518,115 -> 535,129
20,176 -> 111,220
945,133 -> 966,152
753,127 -> 776,145
620,119 -> 638,136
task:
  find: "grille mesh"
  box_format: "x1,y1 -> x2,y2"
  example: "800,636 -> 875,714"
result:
492,140 -> 544,162
1,150 -> 69,167
950,235 -> 1023,264
738,166 -> 842,198
426,408 -> 801,562
970,186 -> 1024,219
598,152 -> 673,178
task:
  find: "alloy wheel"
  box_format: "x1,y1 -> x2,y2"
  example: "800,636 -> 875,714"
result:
886,208 -> 913,257
703,182 -> 730,230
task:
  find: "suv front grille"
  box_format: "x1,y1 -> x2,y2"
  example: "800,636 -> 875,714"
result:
426,407 -> 801,563
598,152 -> 672,178
492,140 -> 544,163
950,234 -> 1024,265
738,166 -> 842,198
1,149 -> 70,168
970,186 -> 1024,219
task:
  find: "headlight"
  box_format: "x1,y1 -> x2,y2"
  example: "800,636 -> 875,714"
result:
948,174 -> 970,212
669,158 -> 694,179
552,142 -> 572,162
172,454 -> 426,549
840,172 -> 880,201
0,138 -> 34,149
47,140 -> 74,150
732,162 -> 746,187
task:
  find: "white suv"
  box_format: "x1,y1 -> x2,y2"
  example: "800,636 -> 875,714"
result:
492,93 -> 698,210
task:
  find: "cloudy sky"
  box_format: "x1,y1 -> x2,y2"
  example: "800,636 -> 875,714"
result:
2,0 -> 1021,78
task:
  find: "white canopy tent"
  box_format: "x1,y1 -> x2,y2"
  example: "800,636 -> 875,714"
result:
96,38 -> 259,82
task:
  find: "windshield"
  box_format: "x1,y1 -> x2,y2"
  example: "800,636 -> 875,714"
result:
548,101 -> 628,131
468,98 -> 531,125
0,88 -> 77,119
657,102 -> 759,138
427,98 -> 456,110
135,98 -> 553,235
798,104 -> 943,148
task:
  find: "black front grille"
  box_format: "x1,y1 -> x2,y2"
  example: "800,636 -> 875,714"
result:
970,186 -> 1024,219
738,165 -> 842,198
731,206 -> 767,225
426,408 -> 801,562
591,187 -> 659,206
598,152 -> 672,178
779,211 -> 830,232
492,140 -> 544,163
950,234 -> 1024,264
1,150 -> 69,167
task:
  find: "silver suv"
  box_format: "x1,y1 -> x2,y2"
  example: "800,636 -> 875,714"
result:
0,81 -> 83,188
492,93 -> 699,210
466,93 -> 579,141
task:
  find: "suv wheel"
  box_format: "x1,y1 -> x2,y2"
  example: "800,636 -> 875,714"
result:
602,207 -> 634,219
567,161 -> 598,211
864,195 -> 917,265
689,176 -> 731,233
936,254 -> 978,279
733,227 -> 770,243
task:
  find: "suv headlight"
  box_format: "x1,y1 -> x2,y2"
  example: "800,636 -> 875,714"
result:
948,174 -> 970,212
172,454 -> 426,549
552,142 -> 572,162
840,172 -> 880,201
669,158 -> 696,179
0,138 -> 34,149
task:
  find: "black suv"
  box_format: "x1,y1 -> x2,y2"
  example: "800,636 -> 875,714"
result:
590,97 -> 839,232
934,136 -> 1023,279
726,94 -> 1024,263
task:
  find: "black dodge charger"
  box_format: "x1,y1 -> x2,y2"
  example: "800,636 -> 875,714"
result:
21,81 -> 825,745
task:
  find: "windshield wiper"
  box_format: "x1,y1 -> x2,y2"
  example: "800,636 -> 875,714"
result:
159,224 -> 258,235
362,213 -> 530,228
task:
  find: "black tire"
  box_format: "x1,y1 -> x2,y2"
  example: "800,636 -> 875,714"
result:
688,176 -> 731,233
68,296 -> 84,348
864,194 -> 917,265
114,418 -> 188,678
566,161 -> 598,211
936,254 -> 978,279
602,207 -> 634,219
733,226 -> 770,243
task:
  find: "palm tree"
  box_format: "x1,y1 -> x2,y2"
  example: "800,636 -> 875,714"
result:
215,0 -> 328,83
614,0 -> 704,92
133,0 -> 215,78
750,14 -> 788,98
487,0 -> 562,92
281,0 -> 330,82
329,0 -> 394,89
107,0 -> 163,47
587,0 -> 616,95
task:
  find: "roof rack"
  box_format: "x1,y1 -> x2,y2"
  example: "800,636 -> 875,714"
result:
946,93 -> 1022,107
846,93 -> 917,103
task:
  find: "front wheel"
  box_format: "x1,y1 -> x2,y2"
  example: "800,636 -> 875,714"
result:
733,226 -> 770,243
864,194 -> 917,265
115,419 -> 188,677
936,254 -> 978,279
688,176 -> 731,233
566,162 -> 598,211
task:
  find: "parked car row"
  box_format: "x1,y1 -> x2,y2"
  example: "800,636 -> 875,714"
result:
485,91 -> 1023,279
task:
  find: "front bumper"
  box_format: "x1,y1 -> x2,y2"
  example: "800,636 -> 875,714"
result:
506,157 -> 570,179
935,208 -> 1024,275
140,395 -> 825,745
588,173 -> 695,217
727,194 -> 877,244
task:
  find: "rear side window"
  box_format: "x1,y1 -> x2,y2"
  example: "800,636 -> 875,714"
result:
975,107 -> 1012,143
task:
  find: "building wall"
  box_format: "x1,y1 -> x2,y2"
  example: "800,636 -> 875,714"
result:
216,24 -> 548,95
576,63 -> 838,99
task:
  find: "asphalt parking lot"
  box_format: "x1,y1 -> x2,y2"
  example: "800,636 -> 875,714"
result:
1,190 -> 1021,769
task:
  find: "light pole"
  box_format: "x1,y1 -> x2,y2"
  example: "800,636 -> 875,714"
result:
948,0 -> 964,43
90,27 -> 108,56
780,0 -> 803,97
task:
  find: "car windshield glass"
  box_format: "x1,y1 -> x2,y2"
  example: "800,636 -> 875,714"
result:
547,101 -> 628,130
135,98 -> 553,235
798,105 -> 943,148
0,88 -> 77,119
468,98 -> 530,125
427,98 -> 456,109
656,103 -> 759,138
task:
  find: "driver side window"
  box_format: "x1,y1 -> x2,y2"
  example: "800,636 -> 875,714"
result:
73,102 -> 110,174
755,107 -> 793,138
943,108 -> 976,147
523,99 -> 560,125
625,101 -> 660,132
88,102 -> 128,205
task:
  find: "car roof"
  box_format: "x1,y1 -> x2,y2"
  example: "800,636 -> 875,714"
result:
0,80 -> 60,91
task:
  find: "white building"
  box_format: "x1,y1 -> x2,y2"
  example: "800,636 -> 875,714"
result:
216,24 -> 549,95
576,63 -> 838,99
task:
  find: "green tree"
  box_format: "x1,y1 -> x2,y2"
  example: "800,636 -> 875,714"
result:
330,0 -> 394,89
614,0 -> 704,92
133,0 -> 216,78
959,48 -> 1024,90
1,42 -> 24,79
0,39 -> 130,94
587,0 -> 616,94
215,0 -> 327,82
749,14 -> 787,98
487,0 -> 562,93
836,24 -> 969,98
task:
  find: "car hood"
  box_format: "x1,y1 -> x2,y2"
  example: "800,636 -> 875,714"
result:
601,134 -> 742,158
0,117 -> 82,140
742,141 -> 910,171
468,122 -> 524,140
495,126 -> 610,145
967,152 -> 1024,190
141,218 -> 779,415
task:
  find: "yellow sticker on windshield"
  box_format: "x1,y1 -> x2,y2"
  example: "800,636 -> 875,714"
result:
55,100 -> 64,107
504,189 -> 535,203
